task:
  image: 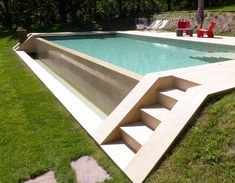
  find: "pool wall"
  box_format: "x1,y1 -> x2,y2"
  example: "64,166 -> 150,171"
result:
34,37 -> 142,114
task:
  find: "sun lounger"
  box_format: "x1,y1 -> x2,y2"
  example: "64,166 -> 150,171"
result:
155,20 -> 169,31
145,20 -> 163,31
136,18 -> 148,30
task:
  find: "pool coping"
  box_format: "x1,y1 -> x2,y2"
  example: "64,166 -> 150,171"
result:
120,31 -> 235,47
28,30 -> 235,47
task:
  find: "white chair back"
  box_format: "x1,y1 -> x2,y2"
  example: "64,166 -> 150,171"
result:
158,20 -> 169,29
145,19 -> 163,31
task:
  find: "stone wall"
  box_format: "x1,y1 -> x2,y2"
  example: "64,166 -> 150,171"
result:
152,11 -> 235,34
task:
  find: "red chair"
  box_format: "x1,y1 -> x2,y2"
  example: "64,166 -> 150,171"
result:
178,21 -> 190,35
197,21 -> 216,38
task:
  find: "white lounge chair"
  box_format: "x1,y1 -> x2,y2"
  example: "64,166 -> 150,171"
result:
136,17 -> 148,30
155,20 -> 169,31
145,20 -> 163,31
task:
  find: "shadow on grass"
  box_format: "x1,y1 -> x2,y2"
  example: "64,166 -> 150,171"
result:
0,23 -> 95,44
18,169 -> 49,183
0,22 -> 96,42
1,18 -> 136,38
29,23 -> 96,33
0,29 -> 17,40
0,20 -> 135,47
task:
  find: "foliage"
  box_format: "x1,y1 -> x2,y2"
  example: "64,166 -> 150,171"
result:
0,0 -> 234,29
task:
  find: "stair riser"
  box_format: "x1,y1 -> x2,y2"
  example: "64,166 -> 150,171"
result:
121,130 -> 141,153
157,93 -> 177,109
173,77 -> 199,91
141,111 -> 161,130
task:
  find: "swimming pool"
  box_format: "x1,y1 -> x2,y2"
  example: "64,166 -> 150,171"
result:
46,34 -> 235,75
16,31 -> 235,183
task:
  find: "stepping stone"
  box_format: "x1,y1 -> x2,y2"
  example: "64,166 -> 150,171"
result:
71,156 -> 111,183
24,171 -> 57,183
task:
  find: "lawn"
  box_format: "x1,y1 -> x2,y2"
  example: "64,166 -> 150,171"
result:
0,30 -> 234,183
0,31 -> 128,183
206,4 -> 235,12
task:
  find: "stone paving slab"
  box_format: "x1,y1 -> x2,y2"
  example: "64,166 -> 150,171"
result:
71,156 -> 111,183
24,171 -> 57,183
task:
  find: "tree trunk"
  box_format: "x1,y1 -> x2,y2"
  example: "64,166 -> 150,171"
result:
117,0 -> 124,17
1,0 -> 12,27
136,0 -> 141,15
166,0 -> 172,11
58,0 -> 67,23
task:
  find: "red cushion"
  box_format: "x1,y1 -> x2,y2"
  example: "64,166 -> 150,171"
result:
178,21 -> 190,28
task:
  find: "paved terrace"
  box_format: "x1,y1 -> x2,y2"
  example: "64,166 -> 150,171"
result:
120,31 -> 235,46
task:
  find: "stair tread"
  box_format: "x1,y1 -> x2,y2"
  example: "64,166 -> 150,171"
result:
141,105 -> 170,122
120,122 -> 153,146
101,140 -> 135,170
160,88 -> 185,101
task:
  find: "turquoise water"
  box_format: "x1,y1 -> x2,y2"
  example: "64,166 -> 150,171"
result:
47,35 -> 234,75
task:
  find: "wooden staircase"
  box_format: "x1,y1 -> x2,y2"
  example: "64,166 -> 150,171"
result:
98,76 -> 199,180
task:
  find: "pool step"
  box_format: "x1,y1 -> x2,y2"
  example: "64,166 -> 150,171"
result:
140,105 -> 170,130
96,76 -> 200,183
160,88 -> 185,100
120,122 -> 153,152
103,88 -> 186,158
157,88 -> 185,109
101,140 -> 135,170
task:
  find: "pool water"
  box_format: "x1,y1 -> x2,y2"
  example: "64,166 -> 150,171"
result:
47,35 -> 235,75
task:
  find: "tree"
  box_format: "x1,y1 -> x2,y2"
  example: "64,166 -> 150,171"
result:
0,0 -> 233,29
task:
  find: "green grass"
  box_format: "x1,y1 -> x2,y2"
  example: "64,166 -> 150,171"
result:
219,33 -> 235,37
206,4 -> 235,12
0,31 -> 128,183
0,29 -> 234,182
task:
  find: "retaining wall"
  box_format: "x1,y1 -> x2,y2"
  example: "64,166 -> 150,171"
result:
34,38 -> 142,114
